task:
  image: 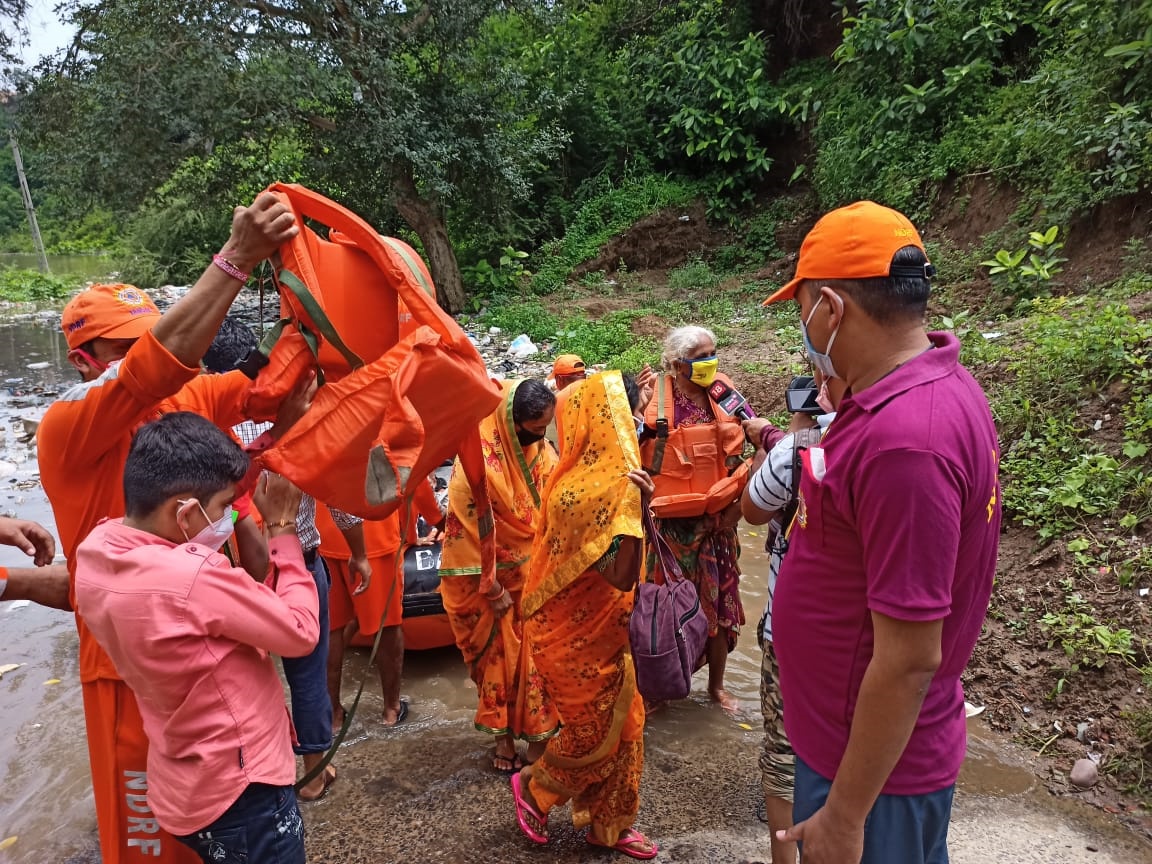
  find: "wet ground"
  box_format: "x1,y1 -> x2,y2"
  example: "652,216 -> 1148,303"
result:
0,312 -> 1149,862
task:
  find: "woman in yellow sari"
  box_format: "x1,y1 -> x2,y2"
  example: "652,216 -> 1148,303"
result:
440,379 -> 561,772
513,371 -> 658,860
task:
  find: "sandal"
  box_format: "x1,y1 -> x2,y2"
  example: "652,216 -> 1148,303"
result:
297,765 -> 337,802
511,771 -> 548,844
587,827 -> 658,860
492,751 -> 525,775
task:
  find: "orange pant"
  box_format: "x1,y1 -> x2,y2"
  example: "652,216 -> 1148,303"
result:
327,552 -> 403,636
81,679 -> 200,862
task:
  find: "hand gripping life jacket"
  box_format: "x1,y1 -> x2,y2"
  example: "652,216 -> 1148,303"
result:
246,184 -> 503,592
640,373 -> 749,518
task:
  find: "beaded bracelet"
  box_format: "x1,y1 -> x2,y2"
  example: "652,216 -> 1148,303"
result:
212,254 -> 250,283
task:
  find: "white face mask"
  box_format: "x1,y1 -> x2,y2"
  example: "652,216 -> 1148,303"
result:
816,382 -> 835,414
802,294 -> 842,380
178,499 -> 235,551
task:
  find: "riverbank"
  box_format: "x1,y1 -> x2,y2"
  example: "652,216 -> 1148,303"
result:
282,684 -> 1152,864
0,286 -> 1149,860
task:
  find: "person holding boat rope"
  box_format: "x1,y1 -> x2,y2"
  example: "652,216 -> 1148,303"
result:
37,194 -> 301,864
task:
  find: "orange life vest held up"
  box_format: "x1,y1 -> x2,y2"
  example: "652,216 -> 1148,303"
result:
238,183 -> 504,601
640,373 -> 748,518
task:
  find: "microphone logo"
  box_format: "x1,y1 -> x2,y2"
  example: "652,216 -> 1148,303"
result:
708,380 -> 755,420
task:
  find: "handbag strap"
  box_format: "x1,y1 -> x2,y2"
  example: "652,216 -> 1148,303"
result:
642,503 -> 683,581
648,375 -> 670,476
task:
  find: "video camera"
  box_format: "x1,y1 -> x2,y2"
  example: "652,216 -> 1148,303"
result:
785,375 -> 822,415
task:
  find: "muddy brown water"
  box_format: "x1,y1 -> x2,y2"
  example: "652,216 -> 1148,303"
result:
0,318 -> 1146,861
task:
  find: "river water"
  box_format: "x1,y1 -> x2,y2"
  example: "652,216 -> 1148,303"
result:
0,254 -> 113,283
0,315 -> 1146,861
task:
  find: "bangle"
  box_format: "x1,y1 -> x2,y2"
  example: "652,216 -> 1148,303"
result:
212,254 -> 250,283
267,520 -> 296,530
485,583 -> 505,600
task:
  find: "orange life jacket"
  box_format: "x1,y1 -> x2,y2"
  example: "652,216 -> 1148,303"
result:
247,183 -> 504,593
640,373 -> 748,518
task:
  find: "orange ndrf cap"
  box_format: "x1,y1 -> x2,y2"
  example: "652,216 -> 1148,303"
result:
61,283 -> 162,350
548,354 -> 587,380
762,201 -> 930,305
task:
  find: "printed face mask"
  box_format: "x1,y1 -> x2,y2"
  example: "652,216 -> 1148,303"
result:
684,355 -> 719,387
178,499 -> 236,551
802,295 -> 842,380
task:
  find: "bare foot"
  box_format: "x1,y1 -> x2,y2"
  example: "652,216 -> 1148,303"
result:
297,764 -> 337,802
709,688 -> 740,714
525,740 -> 547,765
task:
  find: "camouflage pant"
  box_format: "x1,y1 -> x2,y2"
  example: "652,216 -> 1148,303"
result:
758,630 -> 795,802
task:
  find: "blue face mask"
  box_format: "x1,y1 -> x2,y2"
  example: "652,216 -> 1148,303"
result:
802,295 -> 841,380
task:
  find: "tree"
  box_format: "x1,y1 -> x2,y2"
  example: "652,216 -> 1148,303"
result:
0,0 -> 27,64
18,0 -> 568,312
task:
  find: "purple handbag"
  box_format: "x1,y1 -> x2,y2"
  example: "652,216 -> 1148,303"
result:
629,509 -> 709,702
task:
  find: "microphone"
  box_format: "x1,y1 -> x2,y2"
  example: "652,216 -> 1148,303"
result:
708,380 -> 756,421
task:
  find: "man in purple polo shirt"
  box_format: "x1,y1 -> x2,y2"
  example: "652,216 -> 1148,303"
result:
763,201 -> 1001,864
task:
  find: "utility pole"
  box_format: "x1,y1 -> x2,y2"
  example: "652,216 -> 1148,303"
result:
8,133 -> 49,274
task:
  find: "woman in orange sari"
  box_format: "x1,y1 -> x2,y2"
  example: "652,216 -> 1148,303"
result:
440,379 -> 560,772
514,371 -> 658,860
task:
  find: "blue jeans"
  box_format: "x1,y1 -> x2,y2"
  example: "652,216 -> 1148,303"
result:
281,551 -> 333,755
176,783 -> 305,864
794,757 -> 953,864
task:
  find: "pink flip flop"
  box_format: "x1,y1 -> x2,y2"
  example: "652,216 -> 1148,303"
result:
511,771 -> 548,844
587,827 -> 659,860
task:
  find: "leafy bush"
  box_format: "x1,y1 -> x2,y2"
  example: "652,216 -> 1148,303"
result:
462,247 -> 532,295
667,257 -> 721,293
0,268 -> 77,302
628,0 -> 783,208
975,297 -> 1152,539
529,171 -> 697,295
981,226 -> 1067,299
481,301 -> 559,344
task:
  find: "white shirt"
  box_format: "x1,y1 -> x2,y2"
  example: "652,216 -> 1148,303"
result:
750,412 -> 835,641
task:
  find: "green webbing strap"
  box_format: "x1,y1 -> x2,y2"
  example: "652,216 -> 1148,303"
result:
381,236 -> 434,298
649,374 -> 669,476
294,495 -> 413,792
257,318 -> 326,385
257,319 -> 289,356
276,269 -> 366,370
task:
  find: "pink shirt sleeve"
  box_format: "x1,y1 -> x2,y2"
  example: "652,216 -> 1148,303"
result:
189,535 -> 320,657
856,448 -> 963,622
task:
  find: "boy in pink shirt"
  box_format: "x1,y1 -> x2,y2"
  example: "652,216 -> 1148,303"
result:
75,411 -> 319,864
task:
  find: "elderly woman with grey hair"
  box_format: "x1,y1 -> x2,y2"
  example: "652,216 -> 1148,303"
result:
637,325 -> 749,712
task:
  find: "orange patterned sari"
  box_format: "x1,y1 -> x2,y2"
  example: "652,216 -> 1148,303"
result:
521,371 -> 647,846
440,380 -> 559,741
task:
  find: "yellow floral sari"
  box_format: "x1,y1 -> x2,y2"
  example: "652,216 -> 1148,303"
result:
521,371 -> 647,847
440,380 -> 559,741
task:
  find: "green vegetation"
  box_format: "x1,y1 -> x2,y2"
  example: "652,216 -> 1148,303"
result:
1041,581 -> 1140,687
527,172 -> 697,296
0,267 -> 75,302
980,227 -> 1068,300
950,294 -> 1152,543
5,0 -> 1148,313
